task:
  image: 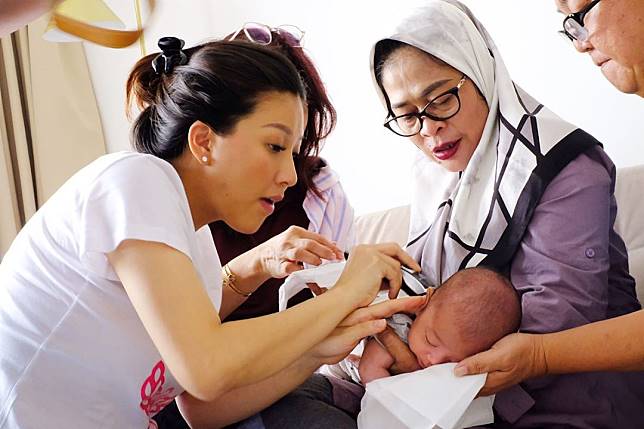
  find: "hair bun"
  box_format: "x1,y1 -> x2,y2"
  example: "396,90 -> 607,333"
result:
158,36 -> 184,54
152,36 -> 188,74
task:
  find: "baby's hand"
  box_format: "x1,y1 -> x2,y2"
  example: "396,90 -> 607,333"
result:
358,338 -> 395,384
376,326 -> 421,375
307,282 -> 328,296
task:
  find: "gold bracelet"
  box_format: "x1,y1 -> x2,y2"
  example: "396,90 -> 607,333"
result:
222,264 -> 252,298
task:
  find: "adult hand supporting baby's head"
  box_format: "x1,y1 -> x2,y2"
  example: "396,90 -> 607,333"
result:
311,296 -> 426,365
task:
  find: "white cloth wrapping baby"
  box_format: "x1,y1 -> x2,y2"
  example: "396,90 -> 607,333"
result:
359,363 -> 494,429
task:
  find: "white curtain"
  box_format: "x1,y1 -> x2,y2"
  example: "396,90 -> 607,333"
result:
0,15 -> 106,256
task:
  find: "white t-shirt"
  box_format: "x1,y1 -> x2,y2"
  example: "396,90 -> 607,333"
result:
0,152 -> 222,428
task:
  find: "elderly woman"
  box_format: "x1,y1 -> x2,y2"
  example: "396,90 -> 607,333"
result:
369,0 -> 644,426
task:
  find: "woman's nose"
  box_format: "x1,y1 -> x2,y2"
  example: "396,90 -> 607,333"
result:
419,117 -> 445,138
279,156 -> 298,188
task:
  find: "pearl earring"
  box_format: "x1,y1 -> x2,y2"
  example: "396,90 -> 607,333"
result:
202,156 -> 208,163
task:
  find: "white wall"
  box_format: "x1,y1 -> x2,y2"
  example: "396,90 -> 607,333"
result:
85,0 -> 644,215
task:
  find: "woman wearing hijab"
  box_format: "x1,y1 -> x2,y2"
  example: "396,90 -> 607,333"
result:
369,0 -> 644,426
454,0 -> 644,397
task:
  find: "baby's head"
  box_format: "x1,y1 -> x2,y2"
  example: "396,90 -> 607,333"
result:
407,267 -> 520,368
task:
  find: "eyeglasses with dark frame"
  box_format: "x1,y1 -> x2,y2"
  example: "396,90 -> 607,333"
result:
558,0 -> 601,43
229,22 -> 305,48
384,75 -> 467,138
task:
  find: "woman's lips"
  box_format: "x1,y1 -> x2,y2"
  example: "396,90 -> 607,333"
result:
259,198 -> 275,214
432,139 -> 461,161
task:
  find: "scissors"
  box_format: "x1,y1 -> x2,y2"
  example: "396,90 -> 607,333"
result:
400,265 -> 432,297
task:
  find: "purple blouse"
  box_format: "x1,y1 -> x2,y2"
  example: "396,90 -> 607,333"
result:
488,147 -> 644,427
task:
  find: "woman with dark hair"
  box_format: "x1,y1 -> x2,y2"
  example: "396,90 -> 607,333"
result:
0,38 -> 424,428
154,24 -> 363,429
210,23 -> 352,323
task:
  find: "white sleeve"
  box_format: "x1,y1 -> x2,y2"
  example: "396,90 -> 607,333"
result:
77,157 -> 196,280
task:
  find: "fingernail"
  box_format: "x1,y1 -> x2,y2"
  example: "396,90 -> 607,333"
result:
454,364 -> 468,377
375,319 -> 387,329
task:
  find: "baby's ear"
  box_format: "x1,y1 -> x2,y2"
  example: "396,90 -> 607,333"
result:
414,292 -> 432,315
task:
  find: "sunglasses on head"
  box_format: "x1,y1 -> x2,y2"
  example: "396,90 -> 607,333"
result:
229,22 -> 305,48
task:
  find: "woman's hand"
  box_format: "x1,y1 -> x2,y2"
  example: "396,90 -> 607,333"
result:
454,332 -> 548,396
222,227 -> 342,315
256,226 -> 344,278
309,296 -> 426,365
335,243 -> 421,307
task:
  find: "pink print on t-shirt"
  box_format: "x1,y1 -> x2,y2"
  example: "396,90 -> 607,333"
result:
140,360 -> 176,429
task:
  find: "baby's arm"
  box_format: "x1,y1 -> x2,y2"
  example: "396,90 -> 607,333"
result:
359,338 -> 395,384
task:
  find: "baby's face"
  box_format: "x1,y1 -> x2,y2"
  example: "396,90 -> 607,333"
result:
407,303 -> 470,368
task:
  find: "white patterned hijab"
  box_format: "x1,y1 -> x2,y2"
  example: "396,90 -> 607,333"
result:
370,0 -> 599,286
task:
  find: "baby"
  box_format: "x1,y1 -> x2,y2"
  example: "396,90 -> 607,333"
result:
359,267 -> 521,384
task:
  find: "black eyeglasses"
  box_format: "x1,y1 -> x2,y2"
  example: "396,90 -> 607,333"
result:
384,75 -> 467,137
559,0 -> 600,43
